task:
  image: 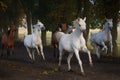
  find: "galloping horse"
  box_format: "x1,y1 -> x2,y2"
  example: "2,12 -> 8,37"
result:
1,24 -> 15,56
58,17 -> 93,76
23,21 -> 45,61
90,19 -> 113,58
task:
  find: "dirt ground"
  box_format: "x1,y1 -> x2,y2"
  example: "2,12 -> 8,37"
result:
0,42 -> 120,80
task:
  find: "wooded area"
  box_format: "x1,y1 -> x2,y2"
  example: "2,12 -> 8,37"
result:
0,0 -> 120,56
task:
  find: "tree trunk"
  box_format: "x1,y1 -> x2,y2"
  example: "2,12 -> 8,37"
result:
26,11 -> 32,34
83,0 -> 91,43
111,15 -> 118,57
14,26 -> 18,41
41,30 -> 46,46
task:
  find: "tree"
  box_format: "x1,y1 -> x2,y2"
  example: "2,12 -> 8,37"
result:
38,0 -> 78,45
0,0 -> 24,35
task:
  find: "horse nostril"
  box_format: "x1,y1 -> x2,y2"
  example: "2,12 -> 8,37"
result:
41,27 -> 45,30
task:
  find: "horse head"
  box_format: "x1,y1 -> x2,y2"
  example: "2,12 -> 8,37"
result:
104,19 -> 113,31
72,17 -> 86,32
33,21 -> 45,32
36,20 -> 45,30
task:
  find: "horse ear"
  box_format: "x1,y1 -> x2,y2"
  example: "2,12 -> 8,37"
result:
106,19 -> 113,22
83,17 -> 86,21
110,19 -> 113,21
77,17 -> 80,21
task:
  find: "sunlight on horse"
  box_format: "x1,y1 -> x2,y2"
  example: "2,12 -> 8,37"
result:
23,21 -> 45,61
58,17 -> 93,76
1,24 -> 15,56
90,19 -> 113,58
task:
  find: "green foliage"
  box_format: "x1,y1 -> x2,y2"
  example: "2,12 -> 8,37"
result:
38,0 -> 78,31
0,0 -> 24,31
0,1 -> 7,11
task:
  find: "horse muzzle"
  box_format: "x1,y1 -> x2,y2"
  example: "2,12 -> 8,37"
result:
109,27 -> 112,31
41,27 -> 45,30
81,29 -> 86,33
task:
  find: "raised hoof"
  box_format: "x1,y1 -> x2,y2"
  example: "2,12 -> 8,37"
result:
68,69 -> 73,72
81,72 -> 86,76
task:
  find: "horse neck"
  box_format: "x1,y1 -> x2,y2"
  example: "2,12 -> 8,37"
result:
33,29 -> 41,37
9,30 -> 14,38
103,25 -> 111,34
102,24 -> 111,39
72,27 -> 82,37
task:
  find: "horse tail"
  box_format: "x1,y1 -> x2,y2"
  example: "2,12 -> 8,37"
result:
23,33 -> 27,41
90,32 -> 94,37
89,32 -> 95,42
1,33 -> 7,44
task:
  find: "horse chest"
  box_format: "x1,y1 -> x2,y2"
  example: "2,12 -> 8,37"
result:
33,35 -> 41,45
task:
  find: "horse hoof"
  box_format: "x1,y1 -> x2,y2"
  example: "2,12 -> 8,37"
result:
90,63 -> 93,67
58,66 -> 61,71
68,69 -> 73,72
81,72 -> 86,76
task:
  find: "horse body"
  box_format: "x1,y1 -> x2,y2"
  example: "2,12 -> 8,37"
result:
90,19 -> 113,58
52,24 -> 66,57
1,25 -> 15,56
23,21 -> 45,61
58,18 -> 93,75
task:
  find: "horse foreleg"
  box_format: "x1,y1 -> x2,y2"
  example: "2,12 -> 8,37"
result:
93,43 -> 100,58
32,49 -> 35,61
74,49 -> 85,76
110,41 -> 113,54
67,52 -> 74,71
39,44 -> 45,60
83,47 -> 93,67
58,47 -> 63,70
101,42 -> 107,53
26,47 -> 32,60
35,46 -> 40,55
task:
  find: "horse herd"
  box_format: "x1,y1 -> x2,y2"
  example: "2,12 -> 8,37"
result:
0,18 -> 113,76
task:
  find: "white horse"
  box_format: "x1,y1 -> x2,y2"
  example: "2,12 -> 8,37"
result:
90,19 -> 113,58
58,17 -> 93,76
23,21 -> 45,61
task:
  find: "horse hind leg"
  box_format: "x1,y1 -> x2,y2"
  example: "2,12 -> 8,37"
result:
1,44 -> 4,56
25,47 -> 32,60
7,47 -> 11,56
